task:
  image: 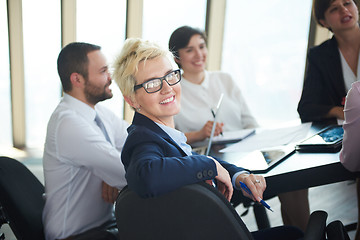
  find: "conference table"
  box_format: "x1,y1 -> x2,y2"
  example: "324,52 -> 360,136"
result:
208,123 -> 359,229
209,123 -> 358,199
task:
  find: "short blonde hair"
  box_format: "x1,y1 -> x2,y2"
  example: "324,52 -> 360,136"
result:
112,38 -> 171,98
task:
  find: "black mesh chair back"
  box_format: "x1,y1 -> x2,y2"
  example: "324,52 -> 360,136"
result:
115,181 -> 254,240
0,156 -> 45,240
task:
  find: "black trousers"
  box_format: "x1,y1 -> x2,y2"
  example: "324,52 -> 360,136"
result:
70,218 -> 119,240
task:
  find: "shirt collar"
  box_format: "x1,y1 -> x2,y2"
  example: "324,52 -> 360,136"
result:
154,122 -> 193,156
202,70 -> 210,88
181,70 -> 209,89
63,93 -> 97,122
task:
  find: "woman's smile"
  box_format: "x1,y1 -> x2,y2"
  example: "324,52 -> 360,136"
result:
160,95 -> 175,104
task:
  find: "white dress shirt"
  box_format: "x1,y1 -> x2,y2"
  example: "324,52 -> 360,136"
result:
340,81 -> 360,172
174,71 -> 258,134
42,93 -> 129,240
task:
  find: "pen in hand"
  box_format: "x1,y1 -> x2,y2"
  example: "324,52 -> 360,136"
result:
239,181 -> 273,212
211,109 -> 223,136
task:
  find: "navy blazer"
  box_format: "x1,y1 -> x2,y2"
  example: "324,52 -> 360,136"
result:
297,36 -> 346,122
121,112 -> 245,198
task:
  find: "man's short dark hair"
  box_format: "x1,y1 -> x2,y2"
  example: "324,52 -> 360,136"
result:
57,42 -> 101,92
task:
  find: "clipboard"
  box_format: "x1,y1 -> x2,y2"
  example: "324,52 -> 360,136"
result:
205,93 -> 224,156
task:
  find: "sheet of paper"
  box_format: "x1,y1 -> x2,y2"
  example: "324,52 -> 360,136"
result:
229,151 -> 269,171
212,129 -> 255,144
219,122 -> 312,153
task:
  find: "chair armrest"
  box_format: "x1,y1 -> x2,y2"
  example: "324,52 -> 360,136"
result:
326,220 -> 351,240
303,210 -> 328,240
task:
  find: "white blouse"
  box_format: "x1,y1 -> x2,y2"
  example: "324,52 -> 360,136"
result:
339,49 -> 360,92
174,71 -> 258,134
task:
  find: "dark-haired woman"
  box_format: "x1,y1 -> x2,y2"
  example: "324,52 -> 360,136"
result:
169,25 -> 310,231
169,26 -> 258,144
298,0 -> 360,123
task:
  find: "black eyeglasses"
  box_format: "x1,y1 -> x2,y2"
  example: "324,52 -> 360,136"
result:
134,69 -> 181,93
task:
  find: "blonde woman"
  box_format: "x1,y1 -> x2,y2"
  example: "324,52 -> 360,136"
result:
112,38 -> 303,240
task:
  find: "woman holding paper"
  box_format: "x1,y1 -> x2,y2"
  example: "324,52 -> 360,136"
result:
169,26 -> 258,144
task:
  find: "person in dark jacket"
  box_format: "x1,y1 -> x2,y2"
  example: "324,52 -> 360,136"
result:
298,0 -> 360,123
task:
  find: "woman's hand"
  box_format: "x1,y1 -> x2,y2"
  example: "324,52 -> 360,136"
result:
211,158 -> 233,201
185,121 -> 224,144
236,173 -> 266,202
327,106 -> 344,120
201,121 -> 224,138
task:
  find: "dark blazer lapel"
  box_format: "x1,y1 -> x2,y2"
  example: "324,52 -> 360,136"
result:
132,112 -> 188,156
323,37 -> 347,98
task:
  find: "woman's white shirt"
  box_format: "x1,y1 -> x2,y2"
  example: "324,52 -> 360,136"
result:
174,71 -> 258,133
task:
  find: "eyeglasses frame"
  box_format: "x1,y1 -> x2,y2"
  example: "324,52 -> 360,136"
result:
133,69 -> 181,93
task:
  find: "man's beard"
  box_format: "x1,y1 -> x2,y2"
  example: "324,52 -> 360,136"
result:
84,80 -> 113,105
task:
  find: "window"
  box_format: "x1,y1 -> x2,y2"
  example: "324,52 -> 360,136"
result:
0,1 -> 11,146
222,0 -> 312,127
22,0 -> 61,147
77,0 -> 127,118
142,0 -> 207,50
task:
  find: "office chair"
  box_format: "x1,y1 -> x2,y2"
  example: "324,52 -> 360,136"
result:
115,181 -> 330,240
0,156 -> 45,240
0,156 -> 105,240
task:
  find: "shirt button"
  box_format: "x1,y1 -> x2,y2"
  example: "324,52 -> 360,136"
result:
208,170 -> 214,177
197,172 -> 203,179
203,170 -> 208,177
